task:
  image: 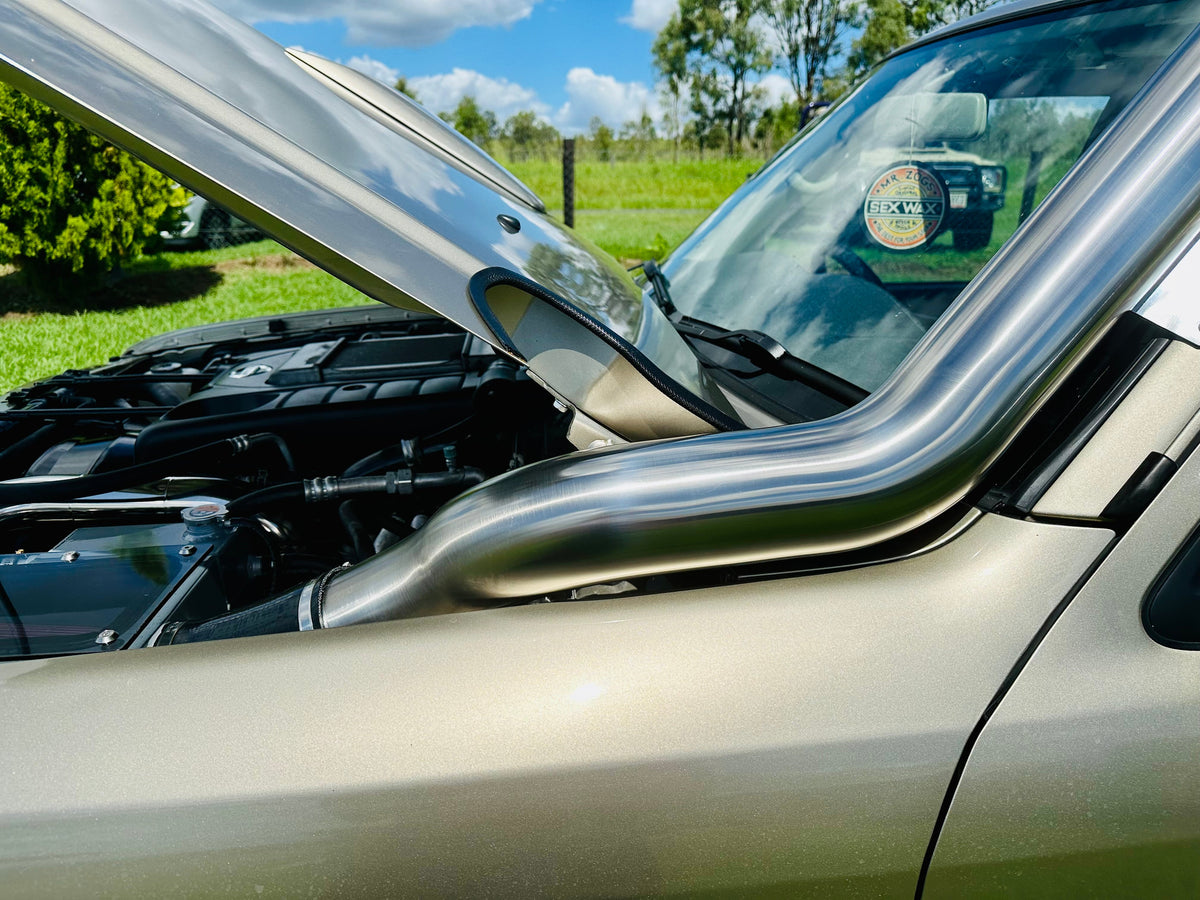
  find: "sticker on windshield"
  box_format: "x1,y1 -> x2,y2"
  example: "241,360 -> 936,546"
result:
863,165 -> 946,251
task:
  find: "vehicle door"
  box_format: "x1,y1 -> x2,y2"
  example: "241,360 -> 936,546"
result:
924,291 -> 1200,895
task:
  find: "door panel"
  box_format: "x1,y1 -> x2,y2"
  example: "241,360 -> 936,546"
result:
925,447 -> 1200,896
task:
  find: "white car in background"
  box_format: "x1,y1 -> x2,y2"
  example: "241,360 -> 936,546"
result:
160,194 -> 261,248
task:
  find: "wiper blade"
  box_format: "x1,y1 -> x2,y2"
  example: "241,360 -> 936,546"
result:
675,318 -> 868,407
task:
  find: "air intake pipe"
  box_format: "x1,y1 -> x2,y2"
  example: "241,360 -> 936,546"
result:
171,25 -> 1200,642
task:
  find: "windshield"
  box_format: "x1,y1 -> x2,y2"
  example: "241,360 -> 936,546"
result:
662,0 -> 1200,411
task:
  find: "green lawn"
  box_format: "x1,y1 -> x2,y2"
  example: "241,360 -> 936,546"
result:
0,243 -> 366,392
1,150 -> 769,392
0,196 -> 723,392
504,156 -> 762,211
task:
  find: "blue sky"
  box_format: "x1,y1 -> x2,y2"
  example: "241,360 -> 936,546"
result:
209,0 -> 791,133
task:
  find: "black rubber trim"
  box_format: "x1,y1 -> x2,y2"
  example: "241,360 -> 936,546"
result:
913,533 -> 1117,898
467,267 -> 744,433
165,587 -> 306,645
1007,336 -> 1167,512
1100,452 -> 1177,522
976,317 -> 1170,517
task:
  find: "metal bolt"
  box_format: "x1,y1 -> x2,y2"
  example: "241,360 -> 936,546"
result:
179,544 -> 197,557
95,629 -> 118,646
60,551 -> 79,562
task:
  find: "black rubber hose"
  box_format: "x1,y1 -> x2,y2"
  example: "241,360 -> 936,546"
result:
0,422 -> 58,479
226,469 -> 486,517
163,584 -> 306,645
339,500 -> 374,562
342,442 -> 415,478
254,432 -> 298,476
0,433 -> 287,507
226,483 -> 304,517
413,468 -> 486,491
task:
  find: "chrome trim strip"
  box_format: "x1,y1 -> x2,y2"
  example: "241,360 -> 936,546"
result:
0,497 -> 207,528
297,581 -> 316,632
320,23 -> 1200,627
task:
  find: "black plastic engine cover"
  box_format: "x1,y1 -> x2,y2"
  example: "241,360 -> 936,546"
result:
134,329 -> 517,469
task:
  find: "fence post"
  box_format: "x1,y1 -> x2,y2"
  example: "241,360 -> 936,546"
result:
562,137 -> 576,229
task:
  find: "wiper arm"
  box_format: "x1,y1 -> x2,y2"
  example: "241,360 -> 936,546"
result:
640,259 -> 677,316
675,318 -> 868,408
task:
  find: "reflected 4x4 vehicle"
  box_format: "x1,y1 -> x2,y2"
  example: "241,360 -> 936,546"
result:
2,0 -> 1200,896
862,146 -> 1007,250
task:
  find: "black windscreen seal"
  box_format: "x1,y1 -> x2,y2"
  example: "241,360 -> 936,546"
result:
467,267 -> 744,433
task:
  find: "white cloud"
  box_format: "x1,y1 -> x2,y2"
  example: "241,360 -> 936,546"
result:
754,73 -> 794,107
553,68 -> 658,135
210,0 -> 543,46
397,66 -> 666,135
344,54 -> 400,86
408,68 -> 548,121
621,0 -> 676,32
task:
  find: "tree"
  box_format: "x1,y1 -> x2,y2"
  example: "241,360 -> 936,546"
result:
450,95 -> 497,149
754,100 -> 801,154
0,85 -> 182,298
653,18 -> 689,162
619,112 -> 657,159
393,76 -> 419,102
501,110 -> 559,161
653,0 -> 773,155
905,0 -> 997,34
588,116 -> 615,162
849,0 -> 999,72
849,0 -> 911,74
763,0 -> 861,109
658,81 -> 685,163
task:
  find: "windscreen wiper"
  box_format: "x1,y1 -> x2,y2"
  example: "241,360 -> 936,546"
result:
674,317 -> 868,408
640,259 -> 677,316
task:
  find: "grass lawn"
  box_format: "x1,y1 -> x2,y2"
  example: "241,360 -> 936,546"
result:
1,151 -> 767,392
504,156 -> 762,211
0,242 -> 365,393
0,197 -> 720,393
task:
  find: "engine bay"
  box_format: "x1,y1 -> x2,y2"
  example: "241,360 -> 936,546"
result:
0,306 -> 572,657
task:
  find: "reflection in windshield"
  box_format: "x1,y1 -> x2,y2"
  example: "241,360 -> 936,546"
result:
663,0 -> 1200,404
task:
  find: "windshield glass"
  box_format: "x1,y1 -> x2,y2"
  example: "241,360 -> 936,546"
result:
662,0 -> 1200,406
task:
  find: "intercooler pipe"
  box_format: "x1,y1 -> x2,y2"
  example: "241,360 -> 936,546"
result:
169,25 -> 1200,642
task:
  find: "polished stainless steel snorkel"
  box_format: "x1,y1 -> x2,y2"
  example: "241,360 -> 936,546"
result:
307,26 -> 1200,629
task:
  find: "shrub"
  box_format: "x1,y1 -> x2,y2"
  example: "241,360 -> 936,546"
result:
0,85 -> 184,299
